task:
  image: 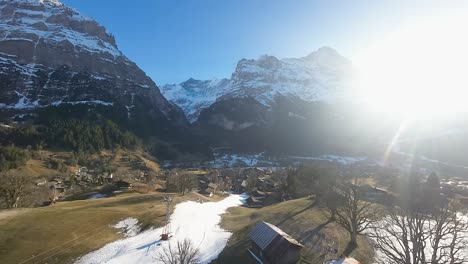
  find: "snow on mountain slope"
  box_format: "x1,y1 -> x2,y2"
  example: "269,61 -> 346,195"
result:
162,47 -> 356,122
161,78 -> 230,122
0,0 -> 181,121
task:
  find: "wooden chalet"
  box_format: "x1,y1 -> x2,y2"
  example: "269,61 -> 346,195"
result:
248,221 -> 303,264
115,178 -> 134,188
245,196 -> 264,208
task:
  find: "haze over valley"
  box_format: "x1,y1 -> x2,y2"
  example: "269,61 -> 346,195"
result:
1,1 -> 468,264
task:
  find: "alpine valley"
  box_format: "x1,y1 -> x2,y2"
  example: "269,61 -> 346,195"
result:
1,0 -> 467,169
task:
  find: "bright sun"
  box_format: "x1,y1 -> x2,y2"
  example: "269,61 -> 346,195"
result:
356,13 -> 468,118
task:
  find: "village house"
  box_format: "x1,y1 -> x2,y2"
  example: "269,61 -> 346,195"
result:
256,175 -> 276,192
115,178 -> 134,188
104,172 -> 113,183
250,189 -> 268,200
357,185 -> 393,204
245,196 -> 264,208
35,178 -> 47,186
203,183 -> 218,197
248,221 -> 303,264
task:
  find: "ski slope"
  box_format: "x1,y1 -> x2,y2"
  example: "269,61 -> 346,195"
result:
76,194 -> 247,264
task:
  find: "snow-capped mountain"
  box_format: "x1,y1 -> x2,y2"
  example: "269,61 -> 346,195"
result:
0,0 -> 183,123
161,78 -> 230,122
162,47 -> 356,122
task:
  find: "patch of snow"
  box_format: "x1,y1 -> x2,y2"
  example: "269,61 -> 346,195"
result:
75,194 -> 248,264
113,218 -> 140,238
288,112 -> 307,120
370,214 -> 468,263
51,100 -> 113,106
210,152 -> 278,168
288,155 -> 367,165
87,193 -> 107,200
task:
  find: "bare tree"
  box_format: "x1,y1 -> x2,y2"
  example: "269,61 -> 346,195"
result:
370,203 -> 468,264
156,238 -> 200,264
166,170 -> 196,196
332,181 -> 378,245
0,171 -> 31,208
178,173 -> 196,196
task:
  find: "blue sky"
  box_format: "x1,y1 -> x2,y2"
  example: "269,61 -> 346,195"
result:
61,0 -> 463,85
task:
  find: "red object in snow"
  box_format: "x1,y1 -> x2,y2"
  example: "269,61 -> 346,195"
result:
161,233 -> 169,240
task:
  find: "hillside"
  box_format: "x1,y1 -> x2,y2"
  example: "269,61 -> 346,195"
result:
0,0 -> 206,161
215,197 -> 374,264
0,191 -> 213,264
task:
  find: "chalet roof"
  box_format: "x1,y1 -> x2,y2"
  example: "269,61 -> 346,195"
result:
246,197 -> 263,204
248,221 -> 303,251
118,178 -> 135,184
204,187 -> 215,193
35,178 -> 47,183
326,258 -> 360,264
359,185 -> 387,194
250,190 -> 267,197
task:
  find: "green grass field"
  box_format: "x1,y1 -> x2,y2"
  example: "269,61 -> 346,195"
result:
0,191 -> 208,264
215,197 -> 374,264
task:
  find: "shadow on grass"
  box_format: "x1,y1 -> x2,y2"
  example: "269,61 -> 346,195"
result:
298,218 -> 333,244
276,200 -> 318,227
77,194 -> 165,210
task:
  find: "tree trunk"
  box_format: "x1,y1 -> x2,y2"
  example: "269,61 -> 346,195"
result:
350,230 -> 358,245
12,196 -> 20,208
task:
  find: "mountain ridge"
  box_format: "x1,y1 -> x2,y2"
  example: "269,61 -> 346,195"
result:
161,47 -> 356,122
0,0 -> 183,123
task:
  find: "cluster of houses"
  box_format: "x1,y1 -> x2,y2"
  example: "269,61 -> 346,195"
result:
35,177 -> 68,203
34,166 -> 144,202
440,177 -> 468,206
74,167 -> 114,185
194,168 -> 282,208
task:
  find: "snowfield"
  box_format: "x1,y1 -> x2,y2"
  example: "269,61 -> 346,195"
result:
75,194 -> 248,264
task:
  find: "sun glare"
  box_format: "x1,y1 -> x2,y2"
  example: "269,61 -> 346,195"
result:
357,14 -> 468,118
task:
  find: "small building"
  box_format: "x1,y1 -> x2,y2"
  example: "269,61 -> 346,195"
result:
250,190 -> 268,200
326,257 -> 360,264
201,183 -> 218,197
104,173 -> 114,183
358,185 -> 392,204
35,178 -> 47,186
115,179 -> 134,188
248,221 -> 303,264
245,196 -> 264,208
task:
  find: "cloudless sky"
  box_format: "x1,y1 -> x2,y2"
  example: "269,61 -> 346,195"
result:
61,0 -> 465,85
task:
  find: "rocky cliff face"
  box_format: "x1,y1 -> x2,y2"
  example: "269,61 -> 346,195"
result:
0,0 -> 185,125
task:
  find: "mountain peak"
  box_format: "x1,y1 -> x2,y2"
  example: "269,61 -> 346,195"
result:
162,48 -> 355,122
10,0 -> 63,7
304,46 -> 350,64
0,0 -> 183,123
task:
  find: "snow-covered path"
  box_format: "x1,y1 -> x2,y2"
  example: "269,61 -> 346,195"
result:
76,194 -> 248,264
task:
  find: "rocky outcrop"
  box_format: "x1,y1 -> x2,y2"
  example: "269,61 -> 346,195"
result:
0,0 -> 185,125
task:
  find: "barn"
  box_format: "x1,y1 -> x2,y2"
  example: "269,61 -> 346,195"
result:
248,221 -> 303,264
